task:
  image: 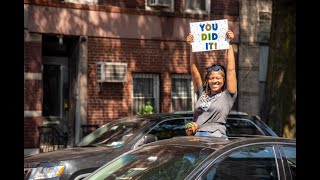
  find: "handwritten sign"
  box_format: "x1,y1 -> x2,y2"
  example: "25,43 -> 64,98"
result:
189,19 -> 229,52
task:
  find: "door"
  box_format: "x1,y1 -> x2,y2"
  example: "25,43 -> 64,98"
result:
42,57 -> 69,133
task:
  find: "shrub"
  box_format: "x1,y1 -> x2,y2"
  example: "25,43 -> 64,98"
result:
137,101 -> 154,115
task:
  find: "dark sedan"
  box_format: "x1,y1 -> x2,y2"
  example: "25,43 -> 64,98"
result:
24,112 -> 278,180
85,136 -> 296,180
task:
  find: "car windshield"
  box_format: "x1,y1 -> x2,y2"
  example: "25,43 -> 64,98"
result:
76,117 -> 150,147
87,145 -> 215,180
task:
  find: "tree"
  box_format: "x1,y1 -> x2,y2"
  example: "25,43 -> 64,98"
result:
260,0 -> 296,138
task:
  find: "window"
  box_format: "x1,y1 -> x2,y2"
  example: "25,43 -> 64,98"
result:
171,74 -> 195,112
145,0 -> 174,12
203,145 -> 278,180
226,118 -> 265,136
148,117 -> 193,140
132,74 -> 159,115
185,0 -> 211,14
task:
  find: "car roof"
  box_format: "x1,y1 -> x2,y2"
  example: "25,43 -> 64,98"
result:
172,110 -> 254,120
121,111 -> 276,133
142,135 -> 295,151
136,110 -> 251,121
97,111 -> 277,137
110,113 -> 193,125
173,110 -> 248,116
133,112 -> 266,129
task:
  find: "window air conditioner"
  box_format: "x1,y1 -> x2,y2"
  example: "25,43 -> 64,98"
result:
96,62 -> 128,83
63,0 -> 98,4
148,0 -> 171,7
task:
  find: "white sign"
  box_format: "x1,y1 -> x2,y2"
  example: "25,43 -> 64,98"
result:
189,19 -> 229,52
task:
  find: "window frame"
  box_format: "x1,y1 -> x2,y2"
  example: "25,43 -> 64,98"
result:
197,143 -> 288,180
171,74 -> 195,112
132,73 -> 160,115
145,0 -> 175,12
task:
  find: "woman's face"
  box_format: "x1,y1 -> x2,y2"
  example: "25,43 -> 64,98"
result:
208,70 -> 225,94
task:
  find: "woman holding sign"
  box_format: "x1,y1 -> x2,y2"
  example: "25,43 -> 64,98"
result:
185,30 -> 237,140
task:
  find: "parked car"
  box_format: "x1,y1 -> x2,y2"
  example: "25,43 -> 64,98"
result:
85,136 -> 296,180
24,112 -> 278,180
174,110 -> 278,137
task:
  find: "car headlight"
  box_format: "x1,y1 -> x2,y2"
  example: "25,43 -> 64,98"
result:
28,165 -> 65,179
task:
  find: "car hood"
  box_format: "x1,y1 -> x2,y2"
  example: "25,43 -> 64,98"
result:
24,146 -> 116,164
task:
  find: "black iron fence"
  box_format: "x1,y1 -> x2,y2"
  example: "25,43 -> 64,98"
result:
38,124 -> 100,153
38,125 -> 68,153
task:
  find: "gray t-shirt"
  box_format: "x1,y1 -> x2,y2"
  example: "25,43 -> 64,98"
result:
193,87 -> 237,134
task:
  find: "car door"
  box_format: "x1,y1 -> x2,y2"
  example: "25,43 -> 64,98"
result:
198,143 -> 290,180
279,145 -> 296,180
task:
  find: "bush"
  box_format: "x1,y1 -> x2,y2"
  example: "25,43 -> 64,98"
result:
137,101 -> 153,115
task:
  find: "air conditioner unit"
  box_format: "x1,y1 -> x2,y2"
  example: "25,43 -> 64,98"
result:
96,62 -> 128,83
63,0 -> 98,4
148,0 -> 171,7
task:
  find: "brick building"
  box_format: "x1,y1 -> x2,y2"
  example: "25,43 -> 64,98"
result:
24,0 -> 272,155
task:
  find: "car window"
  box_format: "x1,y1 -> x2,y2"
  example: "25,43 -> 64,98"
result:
203,145 -> 278,180
148,118 -> 193,140
226,118 -> 265,135
77,119 -> 149,147
86,145 -> 215,180
283,146 -> 296,180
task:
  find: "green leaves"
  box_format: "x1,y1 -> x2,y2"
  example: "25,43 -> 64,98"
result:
137,101 -> 154,115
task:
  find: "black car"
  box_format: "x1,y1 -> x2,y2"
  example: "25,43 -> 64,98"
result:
24,112 -> 278,180
85,136 -> 296,180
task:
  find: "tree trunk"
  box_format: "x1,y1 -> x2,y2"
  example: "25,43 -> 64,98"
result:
260,0 -> 296,138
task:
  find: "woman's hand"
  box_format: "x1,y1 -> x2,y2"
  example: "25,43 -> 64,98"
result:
226,30 -> 234,41
186,33 -> 194,45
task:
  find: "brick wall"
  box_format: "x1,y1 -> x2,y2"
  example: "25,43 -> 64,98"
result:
212,0 -> 239,16
24,36 -> 43,148
161,72 -> 171,112
24,117 -> 42,148
98,0 -> 239,17
24,80 -> 42,110
86,37 -> 229,125
99,0 -> 145,8
24,41 -> 42,73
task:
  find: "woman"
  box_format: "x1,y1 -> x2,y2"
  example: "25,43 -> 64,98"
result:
186,30 -> 237,139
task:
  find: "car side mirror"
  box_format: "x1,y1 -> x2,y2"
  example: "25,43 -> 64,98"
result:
144,134 -> 158,144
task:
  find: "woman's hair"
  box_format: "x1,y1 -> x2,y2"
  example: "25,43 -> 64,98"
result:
203,64 -> 226,96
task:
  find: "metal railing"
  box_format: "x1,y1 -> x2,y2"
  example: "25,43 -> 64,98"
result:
38,125 -> 68,153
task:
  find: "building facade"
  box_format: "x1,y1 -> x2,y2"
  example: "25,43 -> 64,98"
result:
24,0 -> 271,155
238,0 -> 272,116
